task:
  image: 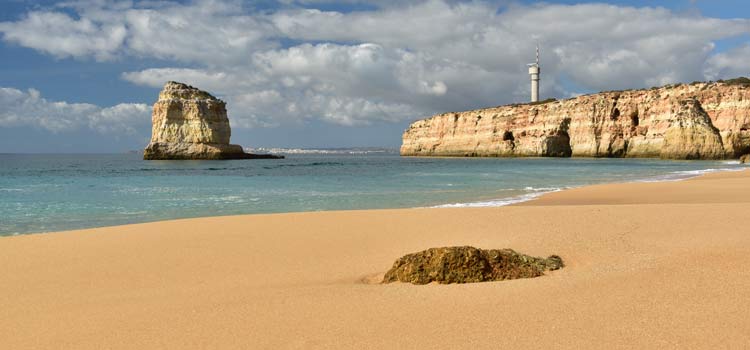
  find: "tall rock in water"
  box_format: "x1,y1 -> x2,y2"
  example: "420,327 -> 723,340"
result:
144,82 -> 281,160
401,79 -> 750,160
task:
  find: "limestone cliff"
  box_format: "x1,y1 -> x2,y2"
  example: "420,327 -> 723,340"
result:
401,79 -> 750,159
144,82 -> 281,160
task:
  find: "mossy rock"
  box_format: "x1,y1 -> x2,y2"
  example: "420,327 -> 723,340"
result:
382,246 -> 563,285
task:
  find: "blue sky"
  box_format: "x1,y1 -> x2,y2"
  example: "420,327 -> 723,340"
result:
0,0 -> 748,153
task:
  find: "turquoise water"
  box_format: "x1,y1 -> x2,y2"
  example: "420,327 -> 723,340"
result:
0,152 -> 745,236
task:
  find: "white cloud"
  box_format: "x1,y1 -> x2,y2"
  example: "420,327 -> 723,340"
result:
122,43 -> 424,127
272,2 -> 749,91
122,68 -> 232,91
704,43 -> 750,80
0,11 -> 127,61
89,103 -> 152,134
0,0 -> 276,64
2,0 -> 750,131
0,87 -> 150,134
271,1 -> 496,50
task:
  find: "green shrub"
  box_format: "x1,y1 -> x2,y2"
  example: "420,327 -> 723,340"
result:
529,98 -> 557,106
720,77 -> 750,86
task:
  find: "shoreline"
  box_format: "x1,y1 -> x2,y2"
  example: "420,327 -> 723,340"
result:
435,165 -> 747,208
3,164 -> 746,237
2,169 -> 750,348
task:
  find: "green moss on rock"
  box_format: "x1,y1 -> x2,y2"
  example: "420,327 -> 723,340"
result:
382,246 -> 563,285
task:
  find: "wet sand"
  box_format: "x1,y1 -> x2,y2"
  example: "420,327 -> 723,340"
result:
1,170 -> 748,349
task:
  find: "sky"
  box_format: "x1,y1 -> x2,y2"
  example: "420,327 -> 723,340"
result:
0,0 -> 748,152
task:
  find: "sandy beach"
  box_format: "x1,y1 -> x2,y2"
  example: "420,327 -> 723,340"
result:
1,169 -> 749,349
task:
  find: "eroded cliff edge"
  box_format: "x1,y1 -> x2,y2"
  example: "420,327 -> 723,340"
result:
144,81 -> 281,160
401,79 -> 750,159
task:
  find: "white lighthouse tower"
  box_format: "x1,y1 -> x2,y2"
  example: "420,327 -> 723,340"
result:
528,46 -> 540,102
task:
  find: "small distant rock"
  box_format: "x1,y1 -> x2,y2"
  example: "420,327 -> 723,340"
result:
382,246 -> 563,285
740,154 -> 750,164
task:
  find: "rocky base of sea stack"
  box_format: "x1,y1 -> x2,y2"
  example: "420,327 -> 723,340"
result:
382,246 -> 563,285
143,142 -> 283,160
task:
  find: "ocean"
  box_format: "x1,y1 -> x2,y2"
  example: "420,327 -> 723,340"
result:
0,151 -> 745,236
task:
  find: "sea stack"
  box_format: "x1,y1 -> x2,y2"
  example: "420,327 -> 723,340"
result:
143,81 -> 282,160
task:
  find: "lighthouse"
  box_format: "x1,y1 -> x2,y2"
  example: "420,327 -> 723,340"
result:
528,46 -> 540,102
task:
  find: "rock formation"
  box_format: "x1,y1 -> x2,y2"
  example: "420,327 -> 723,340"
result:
401,79 -> 750,159
382,246 -> 563,285
144,82 -> 282,160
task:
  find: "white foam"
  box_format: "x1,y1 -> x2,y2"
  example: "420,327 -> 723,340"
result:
0,188 -> 25,192
639,167 -> 745,183
119,211 -> 148,215
431,165 -> 745,209
432,188 -> 562,208
523,186 -> 561,191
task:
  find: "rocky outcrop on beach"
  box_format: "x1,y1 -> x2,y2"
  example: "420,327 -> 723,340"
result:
401,79 -> 750,159
382,246 -> 563,285
144,81 -> 282,160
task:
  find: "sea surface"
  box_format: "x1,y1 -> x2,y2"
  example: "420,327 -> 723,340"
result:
0,151 -> 745,236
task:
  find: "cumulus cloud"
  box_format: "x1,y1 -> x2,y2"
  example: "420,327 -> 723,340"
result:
704,43 -> 750,80
2,0 -> 750,131
0,0 -> 276,64
0,87 -> 150,134
122,44 -> 424,126
272,2 -> 749,90
0,11 -> 127,61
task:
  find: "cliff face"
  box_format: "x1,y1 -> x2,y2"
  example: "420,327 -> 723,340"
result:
401,81 -> 750,159
144,82 -> 281,160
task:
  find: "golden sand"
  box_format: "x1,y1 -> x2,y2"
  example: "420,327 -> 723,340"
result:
1,170 -> 749,349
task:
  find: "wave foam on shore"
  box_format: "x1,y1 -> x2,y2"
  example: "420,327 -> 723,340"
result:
432,188 -> 563,208
639,166 -> 746,182
433,165 -> 747,208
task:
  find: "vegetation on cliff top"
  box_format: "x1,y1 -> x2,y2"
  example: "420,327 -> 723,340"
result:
718,77 -> 750,86
164,81 -> 221,101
